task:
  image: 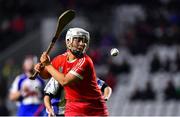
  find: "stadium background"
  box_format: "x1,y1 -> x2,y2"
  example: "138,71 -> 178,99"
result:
0,0 -> 180,115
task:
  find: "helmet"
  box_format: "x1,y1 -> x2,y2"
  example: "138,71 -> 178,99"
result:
65,28 -> 90,56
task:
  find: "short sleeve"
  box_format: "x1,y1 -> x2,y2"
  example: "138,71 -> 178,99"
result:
44,78 -> 59,96
51,56 -> 60,70
97,77 -> 105,89
9,76 -> 20,93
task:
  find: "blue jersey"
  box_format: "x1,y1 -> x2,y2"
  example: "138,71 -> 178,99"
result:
44,77 -> 107,116
10,73 -> 45,116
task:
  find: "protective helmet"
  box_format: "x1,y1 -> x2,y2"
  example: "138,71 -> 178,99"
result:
65,27 -> 90,55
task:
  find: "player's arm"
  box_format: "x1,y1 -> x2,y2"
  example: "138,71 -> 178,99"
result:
34,63 -> 51,79
9,86 -> 31,101
98,78 -> 112,101
44,81 -> 55,112
44,64 -> 80,86
44,78 -> 59,116
44,95 -> 55,116
9,76 -> 22,101
44,95 -> 52,111
103,85 -> 112,101
9,91 -> 21,101
39,52 -> 81,86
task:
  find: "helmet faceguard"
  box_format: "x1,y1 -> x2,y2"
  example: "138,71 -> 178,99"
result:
65,28 -> 90,57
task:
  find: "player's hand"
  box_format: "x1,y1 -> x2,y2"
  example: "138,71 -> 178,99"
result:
104,98 -> 108,101
104,96 -> 109,101
40,52 -> 51,66
21,86 -> 30,97
34,63 -> 44,72
47,108 -> 55,117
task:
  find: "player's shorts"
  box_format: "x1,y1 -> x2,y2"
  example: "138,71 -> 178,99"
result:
65,99 -> 109,116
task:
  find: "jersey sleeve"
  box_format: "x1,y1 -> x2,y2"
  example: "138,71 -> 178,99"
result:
97,77 -> 108,92
69,57 -> 87,80
44,78 -> 59,96
9,75 -> 20,93
51,55 -> 61,70
97,77 -> 105,89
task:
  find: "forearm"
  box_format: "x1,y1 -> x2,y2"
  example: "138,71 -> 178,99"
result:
103,87 -> 112,100
45,64 -> 66,86
39,68 -> 51,79
9,92 -> 21,101
44,95 -> 52,110
34,62 -> 51,79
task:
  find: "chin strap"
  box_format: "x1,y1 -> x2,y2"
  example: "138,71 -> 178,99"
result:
71,50 -> 83,58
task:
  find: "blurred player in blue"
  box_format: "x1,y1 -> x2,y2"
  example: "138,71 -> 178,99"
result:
44,77 -> 112,116
9,55 -> 45,116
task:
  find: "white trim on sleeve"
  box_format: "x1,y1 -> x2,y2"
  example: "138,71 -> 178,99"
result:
69,70 -> 83,80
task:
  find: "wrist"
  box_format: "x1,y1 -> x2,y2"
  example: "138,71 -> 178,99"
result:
42,62 -> 51,67
47,107 -> 52,111
44,64 -> 52,70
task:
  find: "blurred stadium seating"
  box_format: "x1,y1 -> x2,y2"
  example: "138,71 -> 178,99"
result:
108,45 -> 180,116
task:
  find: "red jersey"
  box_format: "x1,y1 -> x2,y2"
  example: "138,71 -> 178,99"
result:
51,51 -> 109,116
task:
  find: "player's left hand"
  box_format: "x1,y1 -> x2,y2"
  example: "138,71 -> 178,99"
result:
104,96 -> 109,101
47,108 -> 55,117
40,52 -> 51,66
104,98 -> 108,101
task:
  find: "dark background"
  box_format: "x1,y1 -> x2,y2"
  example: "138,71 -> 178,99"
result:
0,0 -> 180,115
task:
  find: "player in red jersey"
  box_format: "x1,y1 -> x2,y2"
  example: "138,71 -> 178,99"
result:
34,27 -> 109,116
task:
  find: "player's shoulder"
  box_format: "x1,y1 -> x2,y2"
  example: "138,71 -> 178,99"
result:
77,54 -> 93,64
53,52 -> 67,60
82,54 -> 92,60
13,73 -> 27,83
85,54 -> 93,63
17,73 -> 27,79
97,77 -> 105,84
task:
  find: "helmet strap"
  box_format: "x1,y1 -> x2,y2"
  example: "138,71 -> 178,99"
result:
70,49 -> 83,58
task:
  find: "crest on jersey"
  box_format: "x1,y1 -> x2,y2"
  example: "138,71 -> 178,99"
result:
59,67 -> 63,73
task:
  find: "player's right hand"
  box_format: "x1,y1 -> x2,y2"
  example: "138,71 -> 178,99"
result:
34,63 -> 44,73
40,52 -> 51,66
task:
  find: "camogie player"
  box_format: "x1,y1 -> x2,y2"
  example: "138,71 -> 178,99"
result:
35,27 -> 109,116
9,55 -> 45,116
44,77 -> 112,116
